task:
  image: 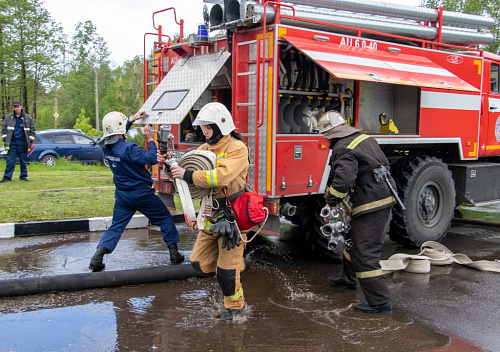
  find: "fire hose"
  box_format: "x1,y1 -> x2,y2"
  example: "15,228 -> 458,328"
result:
380,241 -> 500,274
166,150 -> 217,231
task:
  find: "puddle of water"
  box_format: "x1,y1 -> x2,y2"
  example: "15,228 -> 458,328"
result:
0,302 -> 117,351
0,227 -> 494,351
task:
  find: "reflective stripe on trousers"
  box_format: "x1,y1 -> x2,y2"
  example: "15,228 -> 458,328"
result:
190,231 -> 247,309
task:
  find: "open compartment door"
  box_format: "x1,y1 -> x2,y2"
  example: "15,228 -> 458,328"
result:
283,35 -> 478,92
140,50 -> 231,124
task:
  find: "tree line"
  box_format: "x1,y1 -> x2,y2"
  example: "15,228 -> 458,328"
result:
0,0 -> 144,137
0,0 -> 499,139
422,0 -> 500,53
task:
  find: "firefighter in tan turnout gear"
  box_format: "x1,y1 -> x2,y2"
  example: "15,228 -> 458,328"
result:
159,102 -> 250,321
318,110 -> 396,313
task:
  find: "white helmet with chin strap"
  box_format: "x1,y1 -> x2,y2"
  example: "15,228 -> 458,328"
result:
102,111 -> 128,138
192,102 -> 235,135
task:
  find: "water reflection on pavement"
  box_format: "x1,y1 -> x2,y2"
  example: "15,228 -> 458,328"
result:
0,223 -> 498,351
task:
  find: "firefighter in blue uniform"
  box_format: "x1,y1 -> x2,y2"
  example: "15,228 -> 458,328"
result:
318,110 -> 396,313
89,111 -> 184,271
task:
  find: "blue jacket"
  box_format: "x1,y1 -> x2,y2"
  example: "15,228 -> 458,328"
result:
103,139 -> 158,191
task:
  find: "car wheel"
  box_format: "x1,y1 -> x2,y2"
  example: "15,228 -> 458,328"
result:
40,155 -> 57,166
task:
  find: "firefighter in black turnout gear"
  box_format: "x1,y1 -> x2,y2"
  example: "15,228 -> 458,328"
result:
318,111 -> 396,313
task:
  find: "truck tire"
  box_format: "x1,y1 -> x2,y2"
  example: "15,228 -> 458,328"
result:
286,195 -> 343,261
389,156 -> 455,247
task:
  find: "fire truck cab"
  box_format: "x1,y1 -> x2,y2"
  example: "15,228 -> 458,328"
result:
139,0 -> 500,258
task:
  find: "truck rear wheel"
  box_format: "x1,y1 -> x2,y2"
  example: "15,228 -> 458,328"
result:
389,156 -> 455,247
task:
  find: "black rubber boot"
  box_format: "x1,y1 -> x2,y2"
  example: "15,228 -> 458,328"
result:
220,308 -> 245,322
327,275 -> 358,290
168,243 -> 185,264
89,246 -> 109,272
355,301 -> 392,313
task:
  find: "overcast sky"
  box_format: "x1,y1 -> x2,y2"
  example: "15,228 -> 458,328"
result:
42,0 -> 422,67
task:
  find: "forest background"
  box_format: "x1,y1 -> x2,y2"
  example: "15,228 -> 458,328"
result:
1,0 -> 500,143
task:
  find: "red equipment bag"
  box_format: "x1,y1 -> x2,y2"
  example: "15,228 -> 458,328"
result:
224,187 -> 268,232
230,192 -> 267,231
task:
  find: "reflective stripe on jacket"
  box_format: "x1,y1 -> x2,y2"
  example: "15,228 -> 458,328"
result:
326,132 -> 396,219
193,134 -> 249,199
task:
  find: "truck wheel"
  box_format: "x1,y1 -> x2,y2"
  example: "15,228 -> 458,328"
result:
389,156 -> 455,247
40,155 -> 57,166
286,195 -> 343,261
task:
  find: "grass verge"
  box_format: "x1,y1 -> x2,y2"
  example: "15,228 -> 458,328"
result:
0,160 -> 189,223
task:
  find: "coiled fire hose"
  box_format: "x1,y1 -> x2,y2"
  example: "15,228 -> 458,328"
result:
178,150 -> 218,199
173,150 -> 217,231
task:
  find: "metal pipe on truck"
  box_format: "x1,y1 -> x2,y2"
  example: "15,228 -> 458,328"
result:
285,0 -> 495,29
221,0 -> 494,46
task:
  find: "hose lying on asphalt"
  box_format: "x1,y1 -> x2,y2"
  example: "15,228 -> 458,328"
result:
380,241 -> 500,274
0,264 -> 206,298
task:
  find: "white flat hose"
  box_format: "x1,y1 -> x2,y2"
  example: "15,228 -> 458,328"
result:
380,241 -> 500,274
175,150 -> 217,231
175,178 -> 198,231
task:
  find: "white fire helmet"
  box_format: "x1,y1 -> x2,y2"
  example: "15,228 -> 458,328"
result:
102,111 -> 128,138
317,110 -> 346,134
192,102 -> 235,135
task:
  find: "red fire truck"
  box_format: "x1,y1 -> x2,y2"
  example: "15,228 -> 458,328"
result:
139,0 -> 500,258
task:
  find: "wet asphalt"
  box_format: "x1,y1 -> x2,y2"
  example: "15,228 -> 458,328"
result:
0,221 -> 499,352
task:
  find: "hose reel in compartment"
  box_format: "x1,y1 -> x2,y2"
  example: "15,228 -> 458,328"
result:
278,44 -> 353,134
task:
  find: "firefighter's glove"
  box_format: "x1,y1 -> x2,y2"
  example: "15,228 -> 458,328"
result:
209,208 -> 233,225
327,199 -> 342,207
209,220 -> 239,251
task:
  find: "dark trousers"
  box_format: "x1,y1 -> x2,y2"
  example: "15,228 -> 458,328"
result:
4,139 -> 27,180
98,187 -> 179,252
343,207 -> 392,306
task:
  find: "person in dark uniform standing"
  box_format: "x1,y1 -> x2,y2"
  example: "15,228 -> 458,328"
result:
317,110 -> 396,313
89,110 -> 184,271
1,100 -> 36,182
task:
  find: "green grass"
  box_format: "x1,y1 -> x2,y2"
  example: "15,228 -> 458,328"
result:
0,159 -> 189,223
